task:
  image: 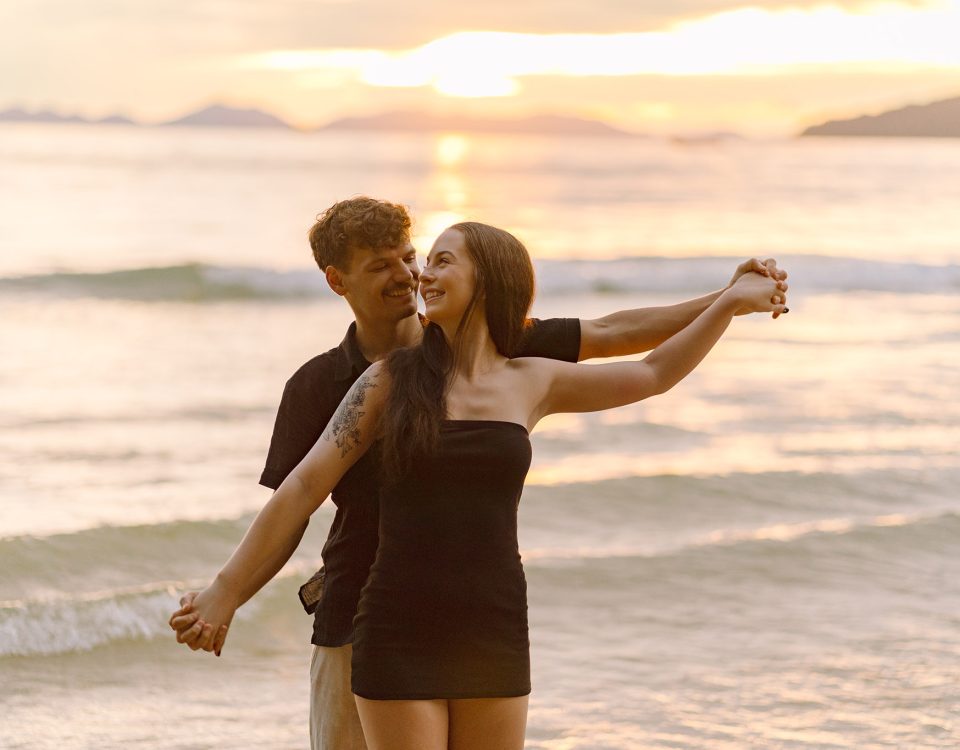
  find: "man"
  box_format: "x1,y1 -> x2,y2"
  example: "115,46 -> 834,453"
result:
169,196 -> 788,749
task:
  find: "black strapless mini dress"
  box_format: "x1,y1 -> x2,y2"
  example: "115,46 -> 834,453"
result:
351,420 -> 533,700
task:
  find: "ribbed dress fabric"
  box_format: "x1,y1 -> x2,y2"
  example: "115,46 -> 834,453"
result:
351,420 -> 533,700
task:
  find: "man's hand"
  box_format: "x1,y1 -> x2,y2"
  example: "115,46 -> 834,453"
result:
169,591 -> 200,644
168,590 -> 229,656
727,258 -> 789,319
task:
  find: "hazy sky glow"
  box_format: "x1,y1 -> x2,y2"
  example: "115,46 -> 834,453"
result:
5,0 -> 960,134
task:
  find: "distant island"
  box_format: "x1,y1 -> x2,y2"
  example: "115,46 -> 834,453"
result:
802,95 -> 960,138
0,103 -> 639,137
0,104 -> 292,129
670,131 -> 743,145
160,104 -> 291,129
0,108 -> 136,126
319,111 -> 636,137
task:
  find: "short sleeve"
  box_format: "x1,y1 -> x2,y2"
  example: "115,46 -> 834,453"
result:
516,317 -> 581,363
259,368 -> 333,490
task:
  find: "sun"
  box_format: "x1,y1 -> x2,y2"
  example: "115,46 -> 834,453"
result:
434,74 -> 520,98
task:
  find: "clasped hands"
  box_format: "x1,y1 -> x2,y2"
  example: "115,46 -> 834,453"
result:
168,579 -> 234,656
727,257 -> 789,317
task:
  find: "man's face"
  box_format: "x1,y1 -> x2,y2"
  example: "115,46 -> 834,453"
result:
335,242 -> 421,324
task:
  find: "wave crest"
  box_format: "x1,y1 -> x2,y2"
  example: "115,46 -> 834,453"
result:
1,256 -> 957,301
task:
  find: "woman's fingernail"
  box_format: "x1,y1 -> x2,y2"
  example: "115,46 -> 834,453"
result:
783,307 -> 790,313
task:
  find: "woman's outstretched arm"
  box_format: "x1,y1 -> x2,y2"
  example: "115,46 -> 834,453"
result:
578,257 -> 788,359
177,363 -> 389,654
532,271 -> 785,420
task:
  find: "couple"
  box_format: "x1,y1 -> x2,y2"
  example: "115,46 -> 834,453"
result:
168,196 -> 789,750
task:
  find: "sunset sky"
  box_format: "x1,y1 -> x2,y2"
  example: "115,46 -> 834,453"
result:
5,0 -> 960,135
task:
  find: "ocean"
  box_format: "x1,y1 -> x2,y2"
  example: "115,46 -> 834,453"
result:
0,124 -> 958,749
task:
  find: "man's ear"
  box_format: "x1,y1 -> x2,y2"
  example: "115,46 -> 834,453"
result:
325,266 -> 348,297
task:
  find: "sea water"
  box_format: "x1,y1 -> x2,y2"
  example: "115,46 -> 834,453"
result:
0,125 -> 958,749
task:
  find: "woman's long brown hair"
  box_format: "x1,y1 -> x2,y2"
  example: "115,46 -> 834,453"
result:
380,222 -> 535,478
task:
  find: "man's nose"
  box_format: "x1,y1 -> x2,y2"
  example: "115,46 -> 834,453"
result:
391,261 -> 415,283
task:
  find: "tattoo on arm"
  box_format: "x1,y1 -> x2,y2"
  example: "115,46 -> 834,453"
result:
322,373 -> 378,458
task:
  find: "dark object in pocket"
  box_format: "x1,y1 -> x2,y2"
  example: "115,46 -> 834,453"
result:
298,567 -> 326,614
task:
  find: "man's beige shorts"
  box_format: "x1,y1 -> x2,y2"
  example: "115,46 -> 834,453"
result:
310,644 -> 367,750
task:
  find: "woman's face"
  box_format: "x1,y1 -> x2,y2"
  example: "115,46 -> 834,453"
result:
420,228 -> 479,326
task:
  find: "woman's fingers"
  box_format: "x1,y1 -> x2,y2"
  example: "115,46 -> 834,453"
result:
213,625 -> 229,657
770,294 -> 789,317
770,277 -> 789,312
196,622 -> 216,652
172,615 -> 226,655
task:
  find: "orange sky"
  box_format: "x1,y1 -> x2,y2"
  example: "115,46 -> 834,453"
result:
4,0 -> 960,135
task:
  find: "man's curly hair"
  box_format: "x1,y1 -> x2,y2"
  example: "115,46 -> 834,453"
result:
309,197 -> 412,271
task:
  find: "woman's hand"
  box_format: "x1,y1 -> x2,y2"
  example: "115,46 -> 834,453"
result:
727,259 -> 789,318
168,590 -> 214,652
174,579 -> 237,655
724,271 -> 788,316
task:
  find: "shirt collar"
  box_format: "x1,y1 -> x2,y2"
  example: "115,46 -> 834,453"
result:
334,322 -> 373,382
333,315 -> 429,381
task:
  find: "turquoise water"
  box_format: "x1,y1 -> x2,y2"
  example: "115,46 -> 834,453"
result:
1,125 -> 958,749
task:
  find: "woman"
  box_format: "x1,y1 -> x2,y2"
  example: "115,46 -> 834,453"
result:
182,222 -> 786,749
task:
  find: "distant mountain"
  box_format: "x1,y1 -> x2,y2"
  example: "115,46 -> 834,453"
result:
0,108 -> 135,125
1,103 -> 643,137
160,104 -> 291,129
0,104 -> 287,129
98,114 -> 136,125
319,111 -> 637,137
802,95 -> 960,138
670,131 -> 744,145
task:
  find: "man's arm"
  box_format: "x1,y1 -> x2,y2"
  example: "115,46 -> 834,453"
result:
578,258 -> 788,360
